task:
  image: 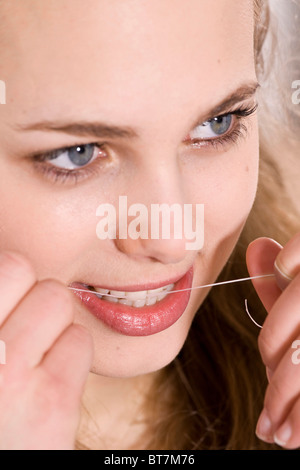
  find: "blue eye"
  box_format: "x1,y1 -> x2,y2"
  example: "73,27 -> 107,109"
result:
189,114 -> 233,140
46,144 -> 100,170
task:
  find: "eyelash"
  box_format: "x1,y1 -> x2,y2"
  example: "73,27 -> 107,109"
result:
32,144 -> 107,185
31,103 -> 258,185
186,103 -> 258,150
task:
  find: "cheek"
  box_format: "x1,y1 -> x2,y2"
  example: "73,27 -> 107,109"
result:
189,128 -> 259,281
209,132 -> 259,238
0,171 -> 101,280
206,157 -> 258,246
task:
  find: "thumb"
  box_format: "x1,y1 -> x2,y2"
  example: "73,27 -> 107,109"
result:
246,237 -> 283,312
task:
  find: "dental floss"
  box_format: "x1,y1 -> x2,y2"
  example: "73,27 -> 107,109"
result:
244,262 -> 293,329
69,275 -> 274,330
69,274 -> 275,298
244,299 -> 263,329
68,261 -> 294,330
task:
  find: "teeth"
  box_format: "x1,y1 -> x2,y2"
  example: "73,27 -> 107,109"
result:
96,288 -> 110,295
110,290 -> 125,297
103,295 -> 118,303
146,295 -> 157,306
92,283 -> 175,307
133,299 -> 146,308
157,292 -> 168,301
125,290 -> 147,301
146,286 -> 165,294
119,298 -> 133,306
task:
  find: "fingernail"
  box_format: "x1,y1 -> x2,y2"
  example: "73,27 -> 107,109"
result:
274,259 -> 293,291
274,422 -> 292,447
256,409 -> 273,442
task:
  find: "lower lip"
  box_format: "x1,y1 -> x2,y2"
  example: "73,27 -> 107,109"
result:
72,267 -> 194,336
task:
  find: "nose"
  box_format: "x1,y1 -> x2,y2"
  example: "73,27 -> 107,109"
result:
115,208 -> 189,264
113,161 -> 199,265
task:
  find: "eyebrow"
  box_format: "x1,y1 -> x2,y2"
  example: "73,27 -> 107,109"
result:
14,81 -> 259,140
192,81 -> 260,127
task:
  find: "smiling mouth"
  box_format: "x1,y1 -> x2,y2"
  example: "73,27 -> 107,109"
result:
70,267 -> 194,336
87,282 -> 175,307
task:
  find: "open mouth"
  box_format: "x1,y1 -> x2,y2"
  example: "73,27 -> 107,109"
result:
87,282 -> 175,307
71,267 -> 194,337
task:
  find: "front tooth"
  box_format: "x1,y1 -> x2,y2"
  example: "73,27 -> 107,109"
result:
146,283 -> 174,295
133,299 -> 146,307
110,290 -> 125,298
147,286 -> 165,295
119,298 -> 133,306
166,283 -> 174,291
103,295 -> 118,303
95,288 -> 110,295
146,295 -> 157,306
157,292 -> 168,301
125,290 -> 147,301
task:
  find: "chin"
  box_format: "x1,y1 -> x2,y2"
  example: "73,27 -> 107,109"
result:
75,298 -> 198,379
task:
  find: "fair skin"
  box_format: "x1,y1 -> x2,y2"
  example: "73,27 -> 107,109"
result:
0,0 -> 299,450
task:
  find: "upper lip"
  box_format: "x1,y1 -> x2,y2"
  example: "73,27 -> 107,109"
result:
73,266 -> 193,292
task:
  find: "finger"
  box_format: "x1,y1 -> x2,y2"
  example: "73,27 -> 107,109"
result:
275,231 -> 300,289
1,280 -> 75,369
0,251 -> 36,325
40,324 -> 93,403
256,335 -> 300,446
274,399 -> 300,449
246,237 -> 282,312
257,271 -> 300,371
262,336 -> 300,426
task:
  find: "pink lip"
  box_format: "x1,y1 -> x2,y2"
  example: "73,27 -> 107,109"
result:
91,271 -> 186,292
71,267 -> 194,336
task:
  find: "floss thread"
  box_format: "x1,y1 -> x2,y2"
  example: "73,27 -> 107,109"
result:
69,274 -> 275,299
69,274 -> 276,329
70,262 -> 294,330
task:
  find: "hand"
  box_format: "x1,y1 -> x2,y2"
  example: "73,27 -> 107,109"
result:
247,233 -> 300,449
0,251 -> 93,450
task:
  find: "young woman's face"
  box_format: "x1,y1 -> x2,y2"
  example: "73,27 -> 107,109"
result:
0,0 -> 258,377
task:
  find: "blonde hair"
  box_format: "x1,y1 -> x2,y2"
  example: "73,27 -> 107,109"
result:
141,0 -> 300,450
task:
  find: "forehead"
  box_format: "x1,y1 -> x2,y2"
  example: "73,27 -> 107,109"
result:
1,0 -> 255,126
